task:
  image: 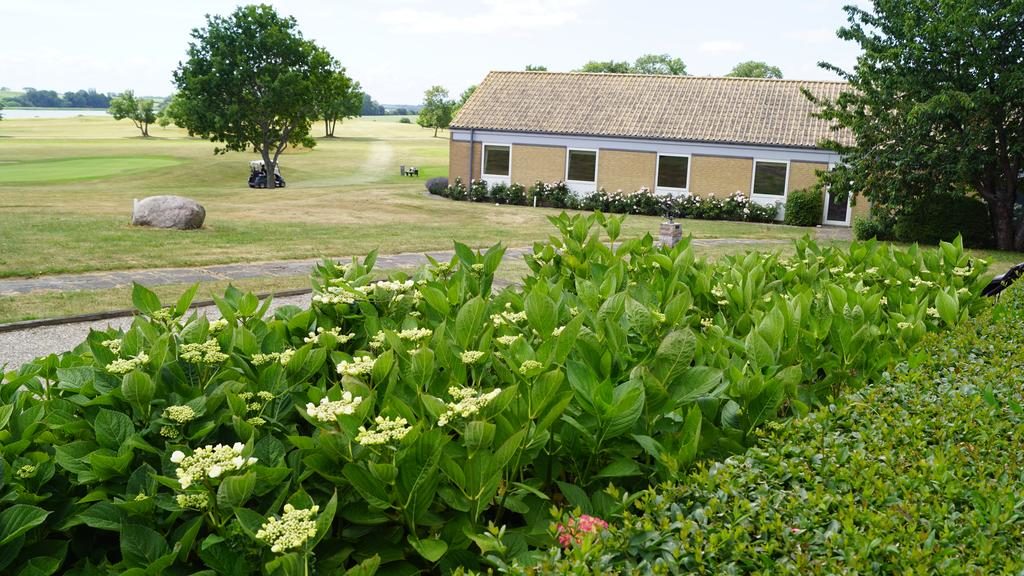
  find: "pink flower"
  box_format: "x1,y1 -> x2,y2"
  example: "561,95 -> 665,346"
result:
556,514 -> 609,547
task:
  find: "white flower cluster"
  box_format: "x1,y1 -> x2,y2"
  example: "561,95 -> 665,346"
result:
15,464 -> 36,479
373,279 -> 415,294
952,267 -> 971,277
897,321 -> 913,330
257,504 -> 319,554
551,326 -> 566,337
175,492 -> 210,510
496,335 -> 520,346
700,317 -> 714,329
491,309 -> 528,327
209,319 -> 229,333
303,326 -> 356,345
337,356 -> 375,377
909,276 -> 935,288
102,339 -> 122,354
180,340 -> 229,364
460,350 -> 485,364
312,286 -> 357,305
170,443 -> 257,489
356,416 -> 412,446
397,328 -> 432,342
165,405 -> 196,424
438,386 -> 502,426
369,331 -> 386,350
306,392 -> 363,422
106,353 -> 150,375
927,307 -> 940,318
519,360 -> 543,375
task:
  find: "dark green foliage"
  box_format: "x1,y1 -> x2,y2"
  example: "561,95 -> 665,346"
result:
399,117 -> 412,124
783,188 -> 823,227
726,60 -> 783,79
852,214 -> 894,241
504,283 -> 1024,574
893,195 -> 994,248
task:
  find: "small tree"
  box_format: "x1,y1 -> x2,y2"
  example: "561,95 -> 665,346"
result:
525,64 -> 548,71
418,85 -> 454,137
173,5 -> 334,186
156,93 -> 185,128
727,60 -> 783,79
313,63 -> 361,137
108,90 -> 157,136
632,54 -> 688,75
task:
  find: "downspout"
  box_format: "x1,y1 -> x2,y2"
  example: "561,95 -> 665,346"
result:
467,128 -> 476,185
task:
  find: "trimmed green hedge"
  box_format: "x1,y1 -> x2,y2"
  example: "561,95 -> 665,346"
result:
783,188 -> 823,227
503,284 -> 1024,575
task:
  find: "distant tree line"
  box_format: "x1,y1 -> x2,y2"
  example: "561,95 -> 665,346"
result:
2,87 -> 114,108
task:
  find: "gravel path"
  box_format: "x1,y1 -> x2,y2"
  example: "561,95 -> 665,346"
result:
0,293 -> 312,370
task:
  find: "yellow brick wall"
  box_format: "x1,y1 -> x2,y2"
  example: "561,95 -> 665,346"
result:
689,155 -> 753,197
510,144 -> 566,185
787,161 -> 828,194
448,140 -> 481,184
596,149 -> 656,192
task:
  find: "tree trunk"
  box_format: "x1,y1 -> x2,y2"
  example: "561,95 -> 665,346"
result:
990,196 -> 1016,251
261,149 -> 275,190
433,125 -> 438,138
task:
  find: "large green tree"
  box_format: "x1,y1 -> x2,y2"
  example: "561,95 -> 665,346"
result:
577,54 -> 688,75
417,85 -> 454,137
108,90 -> 157,136
173,4 -> 334,185
632,53 -> 688,75
313,63 -> 361,137
810,0 -> 1024,250
727,60 -> 783,79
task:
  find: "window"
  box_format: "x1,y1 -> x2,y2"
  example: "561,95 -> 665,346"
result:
482,145 -> 510,177
566,149 -> 597,182
656,154 -> 689,191
752,160 -> 788,197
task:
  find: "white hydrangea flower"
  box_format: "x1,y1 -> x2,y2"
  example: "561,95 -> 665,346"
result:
356,416 -> 412,446
306,392 -> 363,422
180,340 -> 228,364
106,353 -> 150,375
369,331 -> 386,351
519,360 -> 543,375
336,356 -> 375,377
251,352 -> 280,366
209,319 -> 229,333
165,405 -> 196,424
171,443 -> 257,489
460,350 -> 486,364
256,504 -> 319,554
102,339 -> 122,354
176,492 -> 210,510
278,349 -> 295,366
927,307 -> 940,318
397,328 -> 432,342
438,387 -> 502,426
495,335 -> 519,346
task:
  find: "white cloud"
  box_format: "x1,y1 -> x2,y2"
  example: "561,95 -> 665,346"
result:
378,0 -> 589,35
698,40 -> 744,54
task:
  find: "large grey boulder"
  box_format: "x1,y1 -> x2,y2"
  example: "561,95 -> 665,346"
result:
131,196 -> 206,230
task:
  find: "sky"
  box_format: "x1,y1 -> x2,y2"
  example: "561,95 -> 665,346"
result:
0,0 -> 868,104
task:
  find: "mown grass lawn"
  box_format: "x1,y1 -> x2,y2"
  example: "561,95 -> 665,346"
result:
0,116 -> 814,279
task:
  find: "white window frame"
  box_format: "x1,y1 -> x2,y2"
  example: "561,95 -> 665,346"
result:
750,159 -> 790,221
822,162 -> 852,226
481,143 -> 512,186
655,153 -> 691,196
565,148 -> 599,195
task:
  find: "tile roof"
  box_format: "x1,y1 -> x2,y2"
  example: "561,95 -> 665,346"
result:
451,71 -> 853,149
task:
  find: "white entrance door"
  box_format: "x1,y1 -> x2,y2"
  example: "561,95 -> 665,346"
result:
823,190 -> 852,226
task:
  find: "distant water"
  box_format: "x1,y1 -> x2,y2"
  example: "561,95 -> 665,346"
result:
2,108 -> 109,119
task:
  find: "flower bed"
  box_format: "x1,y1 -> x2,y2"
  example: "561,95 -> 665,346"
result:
501,281 -> 1024,574
433,178 -> 778,223
0,213 -> 991,574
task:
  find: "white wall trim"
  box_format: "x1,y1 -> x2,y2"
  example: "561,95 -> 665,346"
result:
481,143 -> 512,186
451,128 -> 840,165
565,148 -> 599,195
655,153 -> 691,196
750,159 -> 790,221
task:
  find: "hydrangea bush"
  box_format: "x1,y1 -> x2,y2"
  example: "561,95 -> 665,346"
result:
430,178 -> 778,223
0,213 -> 991,574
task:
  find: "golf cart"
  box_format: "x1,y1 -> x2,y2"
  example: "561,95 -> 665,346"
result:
248,160 -> 286,188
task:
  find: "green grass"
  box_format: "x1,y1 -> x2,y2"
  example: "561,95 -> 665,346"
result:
0,156 -> 182,183
0,116 -> 816,278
